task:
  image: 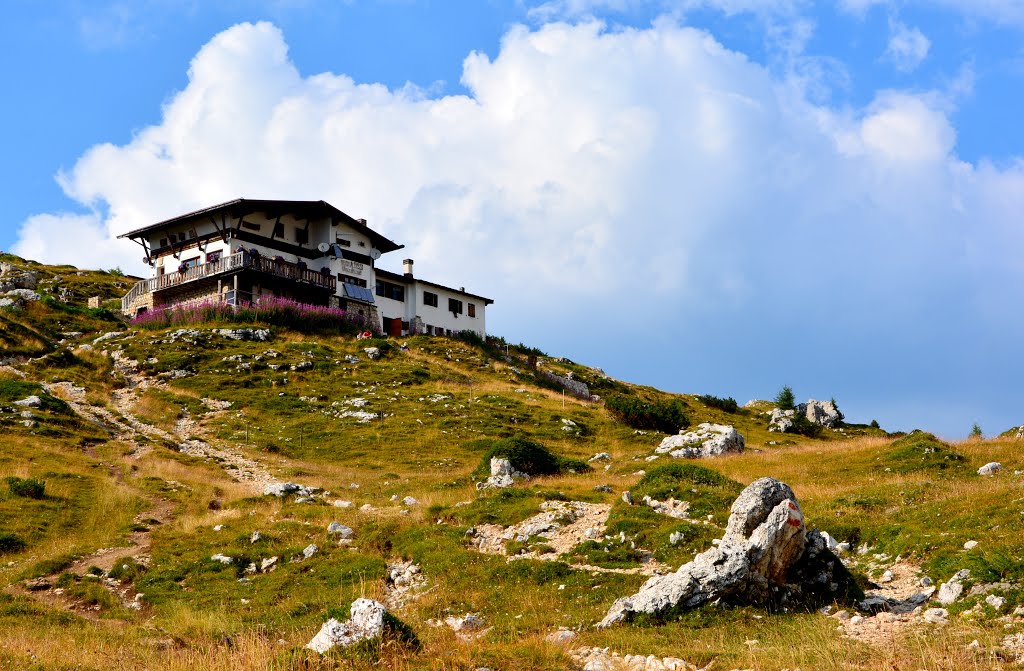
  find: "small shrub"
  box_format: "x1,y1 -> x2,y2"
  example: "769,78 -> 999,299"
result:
696,394 -> 738,413
6,476 -> 46,499
472,437 -> 591,478
604,395 -> 689,434
970,423 -> 983,439
774,385 -> 796,411
0,532 -> 26,554
869,419 -> 880,429
787,413 -> 821,438
831,397 -> 845,423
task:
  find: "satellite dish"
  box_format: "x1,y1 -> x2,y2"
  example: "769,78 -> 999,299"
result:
369,249 -> 382,260
317,242 -> 331,254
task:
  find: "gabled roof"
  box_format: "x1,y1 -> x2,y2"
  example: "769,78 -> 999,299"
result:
117,198 -> 404,254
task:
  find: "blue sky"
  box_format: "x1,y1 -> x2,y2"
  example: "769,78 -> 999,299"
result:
3,0 -> 1024,437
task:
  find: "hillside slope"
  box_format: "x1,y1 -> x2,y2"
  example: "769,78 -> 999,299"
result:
1,253 -> 1023,671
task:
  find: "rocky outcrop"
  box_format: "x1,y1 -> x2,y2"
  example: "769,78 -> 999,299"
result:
655,423 -> 744,458
476,457 -> 528,490
597,477 -> 855,627
768,400 -> 842,433
262,482 -> 319,498
214,328 -> 272,341
799,399 -> 842,428
0,268 -> 39,291
768,408 -> 795,433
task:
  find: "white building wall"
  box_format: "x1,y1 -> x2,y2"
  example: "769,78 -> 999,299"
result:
134,206 -> 489,337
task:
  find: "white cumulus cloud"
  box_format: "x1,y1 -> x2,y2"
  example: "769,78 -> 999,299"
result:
14,18 -> 1024,433
885,21 -> 931,72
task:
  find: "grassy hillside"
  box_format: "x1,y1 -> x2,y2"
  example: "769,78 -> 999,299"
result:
1,253 -> 1022,670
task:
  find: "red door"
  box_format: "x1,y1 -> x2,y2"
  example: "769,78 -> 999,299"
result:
389,319 -> 402,337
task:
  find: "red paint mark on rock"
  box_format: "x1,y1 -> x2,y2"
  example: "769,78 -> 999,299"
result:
788,502 -> 797,510
787,518 -> 802,527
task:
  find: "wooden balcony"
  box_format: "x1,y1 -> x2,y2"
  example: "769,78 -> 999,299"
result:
122,250 -> 336,313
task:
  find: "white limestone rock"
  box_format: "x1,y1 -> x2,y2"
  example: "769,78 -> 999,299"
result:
923,607 -> 949,624
937,569 -> 970,605
768,408 -> 795,433
306,598 -> 389,653
5,289 -> 40,302
14,396 -> 42,408
798,399 -> 842,428
215,328 -> 271,341
476,457 -> 528,490
655,423 -> 744,459
978,462 -> 1002,476
598,477 -> 847,628
327,522 -> 354,539
263,482 -> 316,498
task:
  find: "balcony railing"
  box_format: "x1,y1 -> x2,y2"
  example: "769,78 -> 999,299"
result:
122,250 -> 336,313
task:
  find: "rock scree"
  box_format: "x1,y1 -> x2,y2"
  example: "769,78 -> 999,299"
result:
597,476 -> 858,627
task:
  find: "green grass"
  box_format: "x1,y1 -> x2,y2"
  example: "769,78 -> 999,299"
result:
0,255 -> 1020,671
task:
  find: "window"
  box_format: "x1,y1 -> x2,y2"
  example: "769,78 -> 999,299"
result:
159,238 -> 168,248
448,298 -> 463,314
468,303 -> 476,318
242,221 -> 261,231
273,222 -> 284,238
337,238 -> 351,247
423,291 -> 438,307
339,274 -> 367,288
181,257 -> 200,270
375,281 -> 405,302
206,251 -> 222,263
295,228 -> 308,244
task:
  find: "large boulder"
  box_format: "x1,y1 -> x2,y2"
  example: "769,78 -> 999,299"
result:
655,423 -> 744,458
597,477 -> 856,627
306,598 -> 388,653
798,399 -> 842,428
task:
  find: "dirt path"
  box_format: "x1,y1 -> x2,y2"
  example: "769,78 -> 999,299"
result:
10,497 -> 176,620
10,351 -> 283,618
45,352 -> 281,492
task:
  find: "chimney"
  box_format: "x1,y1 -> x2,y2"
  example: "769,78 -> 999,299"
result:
358,218 -> 368,227
403,259 -> 414,277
